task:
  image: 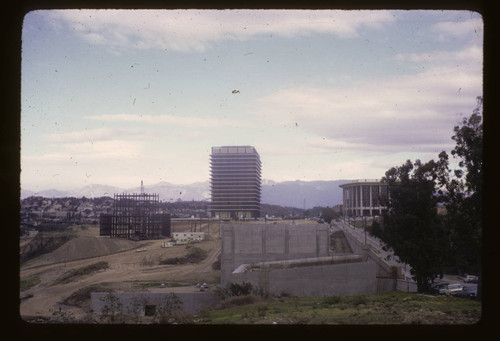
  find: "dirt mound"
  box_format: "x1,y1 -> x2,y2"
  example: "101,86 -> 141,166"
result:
43,237 -> 140,263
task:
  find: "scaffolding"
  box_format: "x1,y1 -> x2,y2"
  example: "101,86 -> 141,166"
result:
100,193 -> 170,240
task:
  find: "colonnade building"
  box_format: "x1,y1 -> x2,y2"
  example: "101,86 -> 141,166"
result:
339,179 -> 388,217
209,146 -> 262,219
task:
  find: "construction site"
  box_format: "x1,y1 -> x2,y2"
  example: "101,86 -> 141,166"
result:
19,217 -> 481,324
99,192 -> 171,240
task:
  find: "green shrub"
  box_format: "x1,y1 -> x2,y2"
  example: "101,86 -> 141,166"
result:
257,304 -> 268,317
228,282 -> 253,296
351,295 -> 368,306
323,295 -> 341,305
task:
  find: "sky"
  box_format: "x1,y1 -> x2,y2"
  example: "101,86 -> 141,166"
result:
21,9 -> 483,191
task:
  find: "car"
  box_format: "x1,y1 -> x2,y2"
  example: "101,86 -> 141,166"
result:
430,282 -> 449,294
463,275 -> 478,283
456,285 -> 478,299
442,283 -> 464,295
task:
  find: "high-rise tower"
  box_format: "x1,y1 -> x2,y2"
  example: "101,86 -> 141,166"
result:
209,146 -> 262,219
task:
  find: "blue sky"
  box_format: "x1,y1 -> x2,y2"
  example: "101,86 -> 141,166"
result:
21,9 -> 483,191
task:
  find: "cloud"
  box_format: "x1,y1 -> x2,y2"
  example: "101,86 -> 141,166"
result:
254,45 -> 482,155
393,45 -> 482,66
85,113 -> 251,128
431,16 -> 483,38
44,127 -> 115,143
46,9 -> 396,53
26,140 -> 143,161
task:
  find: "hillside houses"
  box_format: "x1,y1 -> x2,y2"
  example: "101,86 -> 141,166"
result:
20,196 -> 114,225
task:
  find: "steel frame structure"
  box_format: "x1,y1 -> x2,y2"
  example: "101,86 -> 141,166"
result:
100,193 -> 170,239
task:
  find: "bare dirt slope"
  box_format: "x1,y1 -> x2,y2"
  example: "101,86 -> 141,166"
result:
20,222 -> 221,321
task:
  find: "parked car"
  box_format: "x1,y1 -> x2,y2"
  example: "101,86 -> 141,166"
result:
456,285 -> 478,299
430,282 -> 449,294
463,275 -> 478,283
442,283 -> 464,295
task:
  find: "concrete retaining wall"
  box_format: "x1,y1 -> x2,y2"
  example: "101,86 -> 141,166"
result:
396,279 -> 418,292
91,292 -> 220,316
342,228 -> 397,276
221,223 -> 330,286
341,227 -> 417,293
231,259 -> 377,297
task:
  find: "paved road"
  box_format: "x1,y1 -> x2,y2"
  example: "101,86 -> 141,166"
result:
330,219 -> 414,280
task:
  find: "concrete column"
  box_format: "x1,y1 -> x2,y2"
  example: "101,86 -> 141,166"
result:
359,185 -> 363,217
369,185 -> 373,216
343,188 -> 347,217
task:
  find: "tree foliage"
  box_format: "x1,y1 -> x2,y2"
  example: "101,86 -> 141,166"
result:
373,158 -> 450,292
445,96 -> 483,276
373,97 -> 483,292
320,207 -> 341,224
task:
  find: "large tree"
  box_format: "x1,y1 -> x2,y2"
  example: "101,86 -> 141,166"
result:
373,158 -> 450,292
373,97 -> 483,292
445,96 -> 482,276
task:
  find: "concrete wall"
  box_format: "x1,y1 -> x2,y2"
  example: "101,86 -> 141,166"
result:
342,228 -> 397,276
91,292 -> 220,316
231,256 -> 377,296
221,223 -> 330,285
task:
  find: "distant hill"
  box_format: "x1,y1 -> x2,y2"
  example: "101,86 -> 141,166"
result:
21,179 -> 350,209
262,180 -> 349,208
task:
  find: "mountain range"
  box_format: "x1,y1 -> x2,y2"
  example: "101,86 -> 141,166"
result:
20,179 -> 350,209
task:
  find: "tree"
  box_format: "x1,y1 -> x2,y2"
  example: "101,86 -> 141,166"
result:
99,293 -> 123,323
321,207 -> 340,224
445,96 -> 482,276
373,96 -> 483,292
373,158 -> 450,292
154,293 -> 182,324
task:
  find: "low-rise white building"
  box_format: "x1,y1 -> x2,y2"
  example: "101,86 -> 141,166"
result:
172,232 -> 205,245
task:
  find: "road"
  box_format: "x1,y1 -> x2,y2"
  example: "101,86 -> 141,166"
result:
330,219 -> 414,280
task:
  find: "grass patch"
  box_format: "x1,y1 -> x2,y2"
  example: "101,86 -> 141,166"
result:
20,275 -> 41,291
53,261 -> 109,285
159,246 -> 208,265
198,291 -> 481,325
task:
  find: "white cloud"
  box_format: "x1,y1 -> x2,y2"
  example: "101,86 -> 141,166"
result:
44,127 -> 114,143
47,9 -> 396,53
26,140 -> 143,161
393,45 -> 482,67
431,16 -> 483,38
85,113 -> 251,128
254,46 -> 482,155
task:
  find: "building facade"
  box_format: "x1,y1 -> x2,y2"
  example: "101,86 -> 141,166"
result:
339,179 -> 388,217
209,146 -> 262,219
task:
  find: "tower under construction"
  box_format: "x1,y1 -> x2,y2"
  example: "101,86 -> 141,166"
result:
100,187 -> 170,239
